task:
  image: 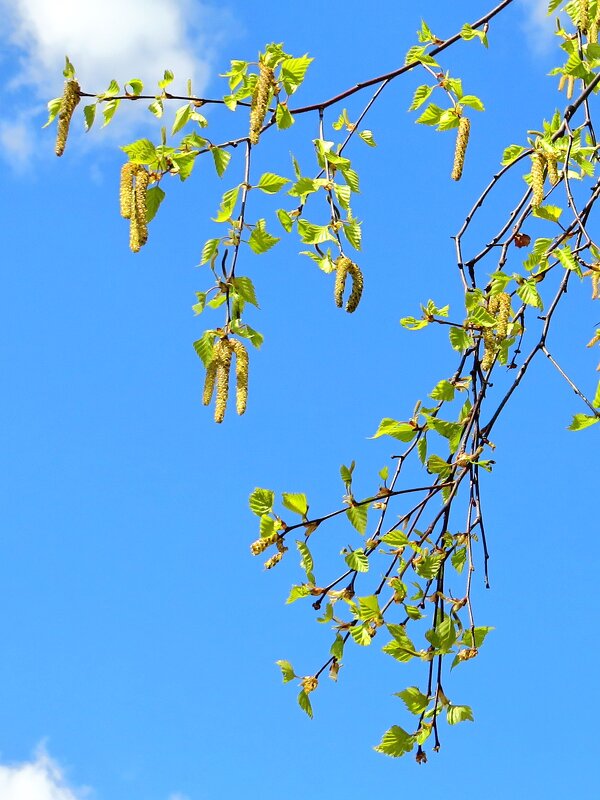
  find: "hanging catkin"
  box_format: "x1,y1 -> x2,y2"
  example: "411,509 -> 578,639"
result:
249,63 -> 275,144
451,117 -> 470,181
55,80 -> 80,157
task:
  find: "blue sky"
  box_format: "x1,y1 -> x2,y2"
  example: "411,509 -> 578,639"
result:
0,0 -> 599,797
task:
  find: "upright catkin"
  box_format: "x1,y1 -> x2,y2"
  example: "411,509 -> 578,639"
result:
451,117 -> 470,181
531,152 -> 545,207
249,63 -> 275,145
230,339 -> 249,415
55,80 -> 80,157
120,163 -> 136,219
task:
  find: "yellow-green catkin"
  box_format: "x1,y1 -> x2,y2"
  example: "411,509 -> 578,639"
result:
451,116 -> 470,182
120,163 -> 136,219
481,293 -> 511,371
531,152 -> 545,207
592,270 -> 600,300
566,75 -> 575,100
591,5 -> 600,43
334,256 -> 351,308
264,552 -> 283,570
55,80 -> 80,157
346,261 -> 364,313
558,74 -> 567,93
202,358 -> 218,407
230,339 -> 249,416
496,292 -> 511,339
579,0 -> 589,31
214,339 -> 233,424
249,63 -> 275,145
301,676 -> 318,694
546,154 -> 560,186
250,532 -> 278,555
334,256 -> 363,312
129,167 -> 149,253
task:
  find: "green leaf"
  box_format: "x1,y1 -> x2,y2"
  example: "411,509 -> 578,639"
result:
231,322 -> 264,349
170,152 -> 196,182
126,79 -> 143,96
340,462 -> 355,484
145,187 -> 165,223
381,530 -> 409,547
276,103 -> 294,129
280,55 -> 313,93
256,172 -> 291,194
282,493 -> 308,516
297,219 -> 335,245
330,634 -> 345,661
192,292 -> 206,315
449,327 -> 473,351
211,147 -> 231,177
346,505 -> 368,534
63,56 -> 76,80
409,84 -> 434,111
276,209 -> 294,233
83,104 -> 96,132
341,168 -> 360,193
358,595 -> 381,621
397,686 -> 429,715
298,690 -> 313,719
555,245 -> 579,272
416,103 -> 444,126
350,623 -> 373,646
121,138 -> 156,164
460,95 -> 485,111
231,276 -> 258,308
517,279 -> 544,309
275,659 -> 296,683
447,705 -> 474,725
296,540 -> 314,580
42,97 -> 62,128
172,104 -> 192,135
429,379 -> 455,402
248,222 -> 280,254
567,413 -> 600,431
462,626 -> 494,648
533,204 -> 563,223
593,380 -> 600,409
469,306 -> 497,327
414,553 -> 444,579
502,144 -> 526,166
102,99 -> 120,127
374,726 -> 416,757
200,238 -> 219,266
371,418 -> 417,442
344,548 -> 369,572
358,130 -> 377,147
286,584 -> 311,604
343,220 -> 362,250
192,331 -> 216,367
249,487 -> 275,516
148,99 -> 164,118
451,546 -> 467,574
158,69 -> 174,89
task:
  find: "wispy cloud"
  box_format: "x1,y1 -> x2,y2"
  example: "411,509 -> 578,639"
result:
0,747 -> 89,800
519,0 -> 558,54
0,0 -> 232,166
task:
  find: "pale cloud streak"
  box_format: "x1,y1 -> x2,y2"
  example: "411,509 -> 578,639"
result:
0,0 -> 231,166
0,748 -> 88,800
519,0 -> 558,54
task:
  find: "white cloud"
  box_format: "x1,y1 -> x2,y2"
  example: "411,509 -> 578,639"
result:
168,794 -> 190,800
0,0 -> 232,165
519,0 -> 558,54
0,748 -> 88,800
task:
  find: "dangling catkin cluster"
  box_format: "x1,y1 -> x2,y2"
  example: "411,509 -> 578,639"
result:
530,152 -> 546,207
481,292 -> 511,371
250,531 -> 279,555
202,338 -> 249,423
451,116 -> 470,181
249,63 -> 275,145
300,676 -> 318,694
334,256 -> 364,313
55,80 -> 80,157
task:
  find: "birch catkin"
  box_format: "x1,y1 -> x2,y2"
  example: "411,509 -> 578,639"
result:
55,80 -> 80,157
546,154 -> 560,186
120,163 -> 136,219
230,339 -> 249,416
334,256 -> 363,312
579,0 -> 589,31
130,167 -> 150,253
531,153 -> 545,207
451,117 -> 470,181
249,63 -> 275,145
214,341 -> 233,424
